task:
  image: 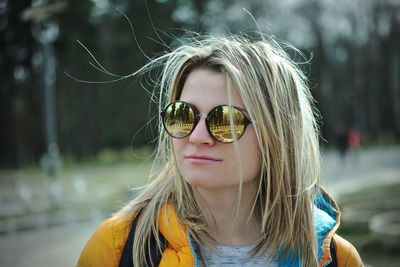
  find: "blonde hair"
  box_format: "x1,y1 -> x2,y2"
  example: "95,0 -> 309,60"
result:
116,34 -> 321,266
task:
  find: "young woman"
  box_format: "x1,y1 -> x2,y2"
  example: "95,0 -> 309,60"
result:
77,34 -> 363,267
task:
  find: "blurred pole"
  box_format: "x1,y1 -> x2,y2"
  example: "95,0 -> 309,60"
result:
21,1 -> 66,205
37,21 -> 62,204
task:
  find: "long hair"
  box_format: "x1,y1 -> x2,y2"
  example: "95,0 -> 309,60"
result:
115,34 -> 321,266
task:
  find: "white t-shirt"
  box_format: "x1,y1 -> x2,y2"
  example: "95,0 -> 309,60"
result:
197,245 -> 278,267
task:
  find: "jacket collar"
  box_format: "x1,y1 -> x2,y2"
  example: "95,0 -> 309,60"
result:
158,204 -> 190,250
315,188 -> 340,266
279,188 -> 340,266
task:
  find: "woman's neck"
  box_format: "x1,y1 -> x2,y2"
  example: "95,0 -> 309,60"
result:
196,182 -> 262,247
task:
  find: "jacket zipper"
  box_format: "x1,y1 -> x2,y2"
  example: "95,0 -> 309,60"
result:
187,231 -> 199,267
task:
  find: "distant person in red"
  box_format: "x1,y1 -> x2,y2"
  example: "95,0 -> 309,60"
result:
347,127 -> 362,163
348,128 -> 362,149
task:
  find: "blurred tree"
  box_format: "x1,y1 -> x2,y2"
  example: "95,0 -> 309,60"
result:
56,0 -> 182,160
0,0 -> 44,166
1,0 -> 182,166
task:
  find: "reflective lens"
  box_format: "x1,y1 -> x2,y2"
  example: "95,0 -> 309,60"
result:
161,101 -> 251,143
162,101 -> 195,138
207,106 -> 246,143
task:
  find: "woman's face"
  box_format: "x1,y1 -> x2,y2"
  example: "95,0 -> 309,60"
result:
172,68 -> 261,190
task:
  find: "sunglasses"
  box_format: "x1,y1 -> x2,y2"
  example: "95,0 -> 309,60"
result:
161,101 -> 252,143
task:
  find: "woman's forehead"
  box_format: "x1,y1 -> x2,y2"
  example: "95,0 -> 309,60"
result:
178,69 -> 246,110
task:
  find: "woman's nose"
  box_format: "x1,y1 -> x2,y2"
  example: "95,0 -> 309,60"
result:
188,118 -> 216,145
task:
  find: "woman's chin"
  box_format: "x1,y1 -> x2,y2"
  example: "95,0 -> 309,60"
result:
183,175 -> 236,190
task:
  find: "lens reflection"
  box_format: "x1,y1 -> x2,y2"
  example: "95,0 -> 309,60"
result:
164,102 -> 195,138
208,106 -> 245,143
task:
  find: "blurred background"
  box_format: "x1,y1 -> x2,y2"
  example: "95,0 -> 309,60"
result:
0,0 -> 399,266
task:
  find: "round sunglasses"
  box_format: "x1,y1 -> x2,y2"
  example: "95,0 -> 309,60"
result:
160,101 -> 252,143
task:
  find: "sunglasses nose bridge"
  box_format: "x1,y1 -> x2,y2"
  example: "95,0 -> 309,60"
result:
193,113 -> 209,126
196,113 -> 208,119
189,113 -> 215,143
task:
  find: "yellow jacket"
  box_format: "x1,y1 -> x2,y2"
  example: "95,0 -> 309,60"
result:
77,200 -> 363,267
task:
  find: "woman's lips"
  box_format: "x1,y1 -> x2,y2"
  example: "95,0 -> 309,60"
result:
185,154 -> 222,164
